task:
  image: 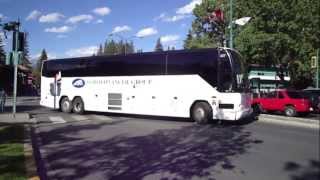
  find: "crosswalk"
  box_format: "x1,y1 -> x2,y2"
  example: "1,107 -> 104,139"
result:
36,114 -> 120,125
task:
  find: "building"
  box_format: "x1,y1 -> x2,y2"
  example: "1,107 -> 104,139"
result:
248,65 -> 290,96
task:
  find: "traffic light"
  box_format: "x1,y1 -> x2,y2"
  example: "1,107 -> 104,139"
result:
5,52 -> 13,65
12,32 -> 24,52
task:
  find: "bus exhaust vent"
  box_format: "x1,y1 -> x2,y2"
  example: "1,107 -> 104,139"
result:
108,93 -> 122,110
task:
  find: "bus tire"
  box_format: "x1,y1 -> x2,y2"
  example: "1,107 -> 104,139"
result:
60,97 -> 72,113
191,102 -> 212,124
72,97 -> 84,114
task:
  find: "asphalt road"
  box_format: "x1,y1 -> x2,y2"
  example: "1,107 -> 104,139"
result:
4,97 -> 320,180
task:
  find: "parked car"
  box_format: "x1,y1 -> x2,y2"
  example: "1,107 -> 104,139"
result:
251,89 -> 312,117
303,88 -> 320,113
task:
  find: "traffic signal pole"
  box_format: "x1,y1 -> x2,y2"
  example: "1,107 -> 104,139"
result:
316,49 -> 319,88
229,0 -> 233,49
12,27 -> 20,118
1,21 -> 23,118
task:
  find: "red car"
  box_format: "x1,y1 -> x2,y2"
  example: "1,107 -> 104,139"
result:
252,89 -> 312,117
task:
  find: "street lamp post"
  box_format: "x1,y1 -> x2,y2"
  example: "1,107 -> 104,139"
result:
229,0 -> 233,49
316,49 -> 319,88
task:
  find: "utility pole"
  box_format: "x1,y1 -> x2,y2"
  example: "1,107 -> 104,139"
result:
316,49 -> 319,88
229,0 -> 233,49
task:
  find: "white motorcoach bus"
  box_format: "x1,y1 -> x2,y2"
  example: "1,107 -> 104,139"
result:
40,48 -> 252,124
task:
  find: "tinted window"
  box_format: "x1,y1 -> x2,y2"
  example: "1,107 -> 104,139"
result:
287,91 -> 303,99
278,92 -> 284,99
267,91 -> 277,98
42,49 -> 219,87
167,51 -> 218,87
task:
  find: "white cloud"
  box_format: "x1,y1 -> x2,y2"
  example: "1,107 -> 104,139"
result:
176,0 -> 202,15
66,46 -> 98,57
112,25 -> 131,34
0,13 -> 8,20
154,13 -> 190,22
39,12 -> 64,23
160,35 -> 180,44
26,10 -> 41,21
47,53 -> 57,59
164,14 -> 189,22
93,7 -> 111,16
153,12 -> 166,21
66,14 -> 93,24
136,27 -> 158,38
95,19 -> 104,24
45,26 -> 72,33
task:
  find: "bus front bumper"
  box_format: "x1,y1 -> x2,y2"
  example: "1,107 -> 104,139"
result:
235,108 -> 253,120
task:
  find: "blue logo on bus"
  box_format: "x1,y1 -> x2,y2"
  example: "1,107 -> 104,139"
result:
72,79 -> 85,88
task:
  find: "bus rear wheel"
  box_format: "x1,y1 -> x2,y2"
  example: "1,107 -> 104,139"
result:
60,97 -> 72,113
191,102 -> 212,124
72,97 -> 84,114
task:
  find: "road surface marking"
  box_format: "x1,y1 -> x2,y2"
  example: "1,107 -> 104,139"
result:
49,116 -> 66,124
71,115 -> 88,121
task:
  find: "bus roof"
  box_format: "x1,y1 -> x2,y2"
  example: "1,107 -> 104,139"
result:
44,47 -> 234,62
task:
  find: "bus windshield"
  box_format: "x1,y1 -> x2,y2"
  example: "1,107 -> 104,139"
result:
230,50 -> 248,92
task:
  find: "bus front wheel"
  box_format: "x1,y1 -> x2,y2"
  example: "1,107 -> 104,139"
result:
60,97 -> 72,113
72,97 -> 84,114
191,102 -> 212,124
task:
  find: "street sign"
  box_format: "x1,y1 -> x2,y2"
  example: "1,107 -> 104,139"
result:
311,56 -> 317,68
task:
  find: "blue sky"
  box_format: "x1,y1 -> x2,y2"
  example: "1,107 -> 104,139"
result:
0,0 -> 201,63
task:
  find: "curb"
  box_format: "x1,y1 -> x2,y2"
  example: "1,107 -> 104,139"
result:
258,114 -> 319,129
0,113 -> 36,124
24,125 -> 40,180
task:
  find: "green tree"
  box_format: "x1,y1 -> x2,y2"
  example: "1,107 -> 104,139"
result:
184,0 -> 319,88
33,49 -> 48,87
104,40 -> 118,55
104,39 -> 135,55
234,0 -> 319,88
184,0 -> 225,49
0,35 -> 5,64
154,38 -> 163,52
21,32 -> 32,67
97,44 -> 103,56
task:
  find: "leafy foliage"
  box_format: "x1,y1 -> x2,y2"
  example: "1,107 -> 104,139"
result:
154,38 -> 164,52
0,35 -> 5,64
184,0 -> 225,49
33,49 -> 48,87
184,0 -> 320,88
102,39 -> 135,55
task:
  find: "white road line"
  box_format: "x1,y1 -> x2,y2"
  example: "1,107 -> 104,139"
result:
91,115 -> 114,122
49,116 -> 67,124
71,115 -> 88,121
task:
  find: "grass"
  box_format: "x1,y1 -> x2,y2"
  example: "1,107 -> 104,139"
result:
0,125 -> 26,180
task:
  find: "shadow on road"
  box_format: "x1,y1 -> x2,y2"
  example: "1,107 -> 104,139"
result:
33,121 -> 263,180
284,160 -> 320,180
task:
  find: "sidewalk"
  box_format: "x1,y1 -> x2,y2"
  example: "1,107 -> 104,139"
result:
259,114 -> 320,129
0,113 -> 36,124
